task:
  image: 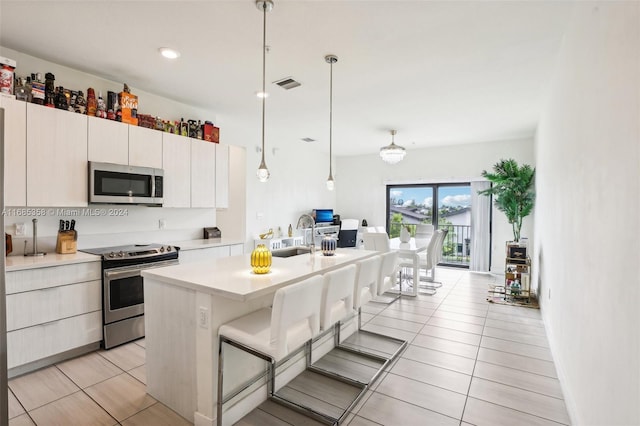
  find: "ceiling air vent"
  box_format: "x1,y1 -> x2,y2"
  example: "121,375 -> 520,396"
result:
301,138 -> 316,143
274,77 -> 301,90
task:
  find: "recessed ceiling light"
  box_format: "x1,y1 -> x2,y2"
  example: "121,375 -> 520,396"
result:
256,91 -> 269,98
158,47 -> 180,59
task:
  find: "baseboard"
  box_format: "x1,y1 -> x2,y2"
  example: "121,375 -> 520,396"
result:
8,342 -> 100,379
540,305 -> 578,425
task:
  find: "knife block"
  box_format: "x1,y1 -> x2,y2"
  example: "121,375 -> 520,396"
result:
56,230 -> 77,254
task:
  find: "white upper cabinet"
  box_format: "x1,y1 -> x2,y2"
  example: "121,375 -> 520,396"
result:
26,103 -> 88,207
87,116 -> 129,164
162,133 -> 191,208
1,96 -> 27,206
215,144 -> 229,209
129,125 -> 162,169
191,139 -> 216,208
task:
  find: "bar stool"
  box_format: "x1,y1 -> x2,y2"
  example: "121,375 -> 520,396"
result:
312,257 -> 406,393
353,255 -> 380,329
217,275 -> 323,426
319,264 -> 357,345
337,255 -> 408,379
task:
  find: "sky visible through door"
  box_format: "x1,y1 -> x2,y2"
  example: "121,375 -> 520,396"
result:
387,184 -> 471,266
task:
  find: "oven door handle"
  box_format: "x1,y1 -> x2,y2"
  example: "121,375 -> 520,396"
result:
104,267 -> 141,282
103,259 -> 179,281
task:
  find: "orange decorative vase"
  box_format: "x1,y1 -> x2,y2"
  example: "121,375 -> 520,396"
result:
251,244 -> 272,274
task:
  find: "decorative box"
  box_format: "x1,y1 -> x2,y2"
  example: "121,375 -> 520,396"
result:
203,121 -> 220,143
507,244 -> 527,264
118,91 -> 138,125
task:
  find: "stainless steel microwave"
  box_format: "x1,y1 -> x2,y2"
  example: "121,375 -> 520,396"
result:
89,161 -> 163,206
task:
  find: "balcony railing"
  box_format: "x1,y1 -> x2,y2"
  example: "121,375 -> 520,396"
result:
388,222 -> 470,267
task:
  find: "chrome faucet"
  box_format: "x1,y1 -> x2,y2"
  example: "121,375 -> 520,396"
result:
296,214 -> 316,255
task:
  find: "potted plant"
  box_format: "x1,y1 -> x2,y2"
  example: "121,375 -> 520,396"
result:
478,159 -> 535,242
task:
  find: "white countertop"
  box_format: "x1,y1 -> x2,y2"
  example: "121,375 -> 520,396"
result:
165,238 -> 244,251
5,251 -> 101,271
4,238 -> 244,271
142,248 -> 377,301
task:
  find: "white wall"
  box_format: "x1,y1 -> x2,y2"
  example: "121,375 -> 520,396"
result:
220,113 -> 336,248
335,138 -> 534,272
534,2 -> 639,424
0,47 -> 215,122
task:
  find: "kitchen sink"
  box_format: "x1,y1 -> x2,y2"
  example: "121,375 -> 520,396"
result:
271,247 -> 312,258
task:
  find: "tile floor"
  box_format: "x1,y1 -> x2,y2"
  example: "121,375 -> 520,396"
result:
8,267 -> 571,426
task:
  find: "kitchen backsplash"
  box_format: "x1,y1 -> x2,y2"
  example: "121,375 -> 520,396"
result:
4,205 -> 217,255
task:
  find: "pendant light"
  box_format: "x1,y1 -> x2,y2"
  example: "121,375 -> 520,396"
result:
256,0 -> 273,182
380,129 -> 406,164
325,54 -> 338,191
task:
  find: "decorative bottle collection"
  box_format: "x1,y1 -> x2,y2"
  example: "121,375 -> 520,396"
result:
2,56 -> 220,143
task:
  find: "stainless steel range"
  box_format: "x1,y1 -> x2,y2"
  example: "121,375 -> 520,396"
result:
81,243 -> 179,349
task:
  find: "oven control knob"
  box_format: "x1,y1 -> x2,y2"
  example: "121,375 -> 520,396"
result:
166,246 -> 172,252
159,246 -> 165,252
118,251 -> 125,257
108,252 -> 115,258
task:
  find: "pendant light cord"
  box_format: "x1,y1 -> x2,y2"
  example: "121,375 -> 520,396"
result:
261,3 -> 267,164
329,59 -> 333,176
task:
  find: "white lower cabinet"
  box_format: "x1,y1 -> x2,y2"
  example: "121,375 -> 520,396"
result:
6,280 -> 102,331
5,261 -> 103,370
179,243 -> 244,264
7,311 -> 102,369
230,243 -> 244,256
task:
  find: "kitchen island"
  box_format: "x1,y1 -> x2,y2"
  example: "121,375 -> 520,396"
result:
142,248 -> 377,426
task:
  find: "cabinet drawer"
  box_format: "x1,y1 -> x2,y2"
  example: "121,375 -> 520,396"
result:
229,244 -> 244,256
179,246 -> 231,264
6,280 -> 102,331
6,262 -> 101,294
7,311 -> 102,369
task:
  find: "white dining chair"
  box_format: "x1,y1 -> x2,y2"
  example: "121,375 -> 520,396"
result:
374,250 -> 401,303
420,228 -> 448,288
363,232 -> 391,252
399,229 -> 448,295
415,223 -> 434,243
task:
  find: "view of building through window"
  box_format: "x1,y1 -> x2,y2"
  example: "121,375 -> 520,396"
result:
387,184 -> 472,267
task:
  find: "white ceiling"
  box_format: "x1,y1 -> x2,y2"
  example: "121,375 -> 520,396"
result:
0,1 -> 574,156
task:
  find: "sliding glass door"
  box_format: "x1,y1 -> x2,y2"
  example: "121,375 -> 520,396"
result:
386,183 -> 473,267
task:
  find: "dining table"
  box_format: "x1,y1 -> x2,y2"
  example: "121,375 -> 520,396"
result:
389,237 -> 429,297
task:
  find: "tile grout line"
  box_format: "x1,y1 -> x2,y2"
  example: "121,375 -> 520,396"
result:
467,292 -> 570,425
359,269 -> 472,425
54,363 -> 122,426
7,386 -> 30,422
447,272 -> 486,426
